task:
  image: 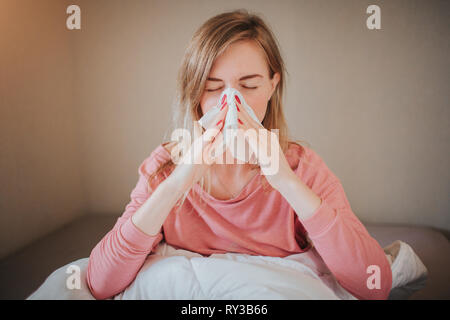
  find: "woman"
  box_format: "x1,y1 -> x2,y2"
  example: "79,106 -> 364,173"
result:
86,9 -> 392,300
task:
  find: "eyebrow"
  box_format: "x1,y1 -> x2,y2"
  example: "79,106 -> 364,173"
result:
207,74 -> 263,82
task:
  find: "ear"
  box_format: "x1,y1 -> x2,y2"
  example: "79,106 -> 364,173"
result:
268,72 -> 280,100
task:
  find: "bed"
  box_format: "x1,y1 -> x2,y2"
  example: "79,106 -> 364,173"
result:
26,222 -> 449,300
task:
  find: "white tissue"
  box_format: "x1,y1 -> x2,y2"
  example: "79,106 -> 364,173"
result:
198,87 -> 260,130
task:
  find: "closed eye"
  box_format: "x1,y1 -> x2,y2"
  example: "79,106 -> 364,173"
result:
206,86 -> 258,92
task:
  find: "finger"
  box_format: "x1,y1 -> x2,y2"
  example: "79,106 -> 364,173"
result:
233,99 -> 261,158
236,107 -> 257,133
204,129 -> 226,164
203,102 -> 228,146
232,98 -> 250,129
234,98 -> 261,130
203,104 -> 227,164
187,102 -> 228,165
206,100 -> 228,131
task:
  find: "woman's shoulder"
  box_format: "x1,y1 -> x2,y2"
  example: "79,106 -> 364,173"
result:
138,141 -> 175,179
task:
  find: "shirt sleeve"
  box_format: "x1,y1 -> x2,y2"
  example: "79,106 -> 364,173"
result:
86,157 -> 165,300
295,148 -> 392,300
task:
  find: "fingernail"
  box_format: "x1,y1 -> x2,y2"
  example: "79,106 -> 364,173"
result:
238,118 -> 243,125
236,104 -> 240,112
220,102 -> 227,111
216,119 -> 223,126
221,95 -> 227,104
235,95 -> 241,104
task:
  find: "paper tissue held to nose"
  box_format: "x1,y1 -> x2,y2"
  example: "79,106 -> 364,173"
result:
198,88 -> 260,130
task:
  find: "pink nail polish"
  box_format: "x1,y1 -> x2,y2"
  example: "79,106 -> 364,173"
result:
235,95 -> 241,104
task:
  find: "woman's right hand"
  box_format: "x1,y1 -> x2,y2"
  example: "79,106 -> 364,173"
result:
167,100 -> 229,193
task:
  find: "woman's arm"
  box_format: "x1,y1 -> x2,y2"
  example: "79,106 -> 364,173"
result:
275,169 -> 323,221
131,176 -> 186,236
275,171 -> 393,300
87,106 -> 229,300
86,168 -> 183,300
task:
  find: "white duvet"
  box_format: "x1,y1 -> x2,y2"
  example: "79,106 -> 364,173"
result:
27,240 -> 428,300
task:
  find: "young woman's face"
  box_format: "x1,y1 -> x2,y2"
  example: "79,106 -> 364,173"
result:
199,40 -> 280,122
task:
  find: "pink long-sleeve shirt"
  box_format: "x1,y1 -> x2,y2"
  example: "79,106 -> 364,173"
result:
86,142 -> 392,300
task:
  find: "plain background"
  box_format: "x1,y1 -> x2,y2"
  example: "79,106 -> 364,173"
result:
1,0 -> 449,260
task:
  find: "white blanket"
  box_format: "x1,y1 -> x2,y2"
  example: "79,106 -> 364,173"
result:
27,240 -> 428,300
113,240 -> 428,300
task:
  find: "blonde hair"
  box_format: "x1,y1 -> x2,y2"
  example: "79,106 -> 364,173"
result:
147,9 -> 310,208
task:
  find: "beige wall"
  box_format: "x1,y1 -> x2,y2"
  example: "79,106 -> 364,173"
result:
1,0 -> 449,259
0,0 -> 86,259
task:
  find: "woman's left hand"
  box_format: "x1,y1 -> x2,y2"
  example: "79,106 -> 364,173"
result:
232,95 -> 296,190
